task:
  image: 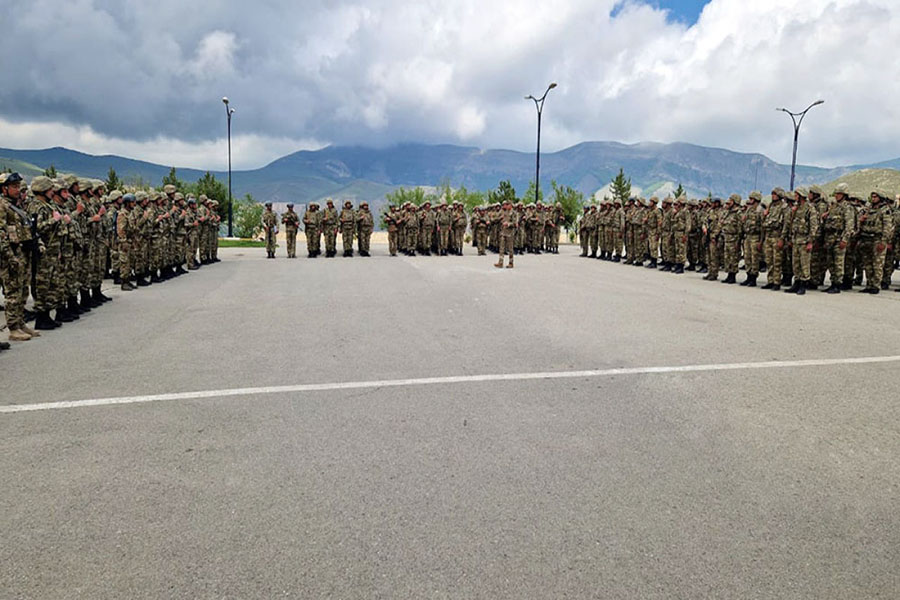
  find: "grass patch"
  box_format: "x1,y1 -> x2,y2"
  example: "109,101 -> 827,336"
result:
218,238 -> 267,248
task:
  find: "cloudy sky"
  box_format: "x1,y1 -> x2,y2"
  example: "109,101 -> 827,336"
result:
2,0 -> 898,170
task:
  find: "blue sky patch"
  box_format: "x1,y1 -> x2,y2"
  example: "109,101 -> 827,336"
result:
611,0 -> 710,26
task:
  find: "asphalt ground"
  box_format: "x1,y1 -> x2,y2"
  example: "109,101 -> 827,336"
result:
2,243 -> 899,599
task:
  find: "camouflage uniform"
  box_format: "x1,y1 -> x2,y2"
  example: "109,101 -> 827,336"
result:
672,197 -> 691,273
761,190 -> 786,289
356,203 -> 374,257
740,192 -> 763,286
323,201 -> 338,257
494,202 -> 517,268
784,188 -> 820,294
261,204 -> 278,258
857,191 -> 894,293
303,203 -> 323,257
282,204 -> 300,258
339,201 -> 356,256
820,185 -> 854,293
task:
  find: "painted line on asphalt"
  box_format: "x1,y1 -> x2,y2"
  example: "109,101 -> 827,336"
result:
3,354 -> 900,415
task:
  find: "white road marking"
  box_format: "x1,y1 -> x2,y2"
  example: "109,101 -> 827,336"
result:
3,354 -> 899,415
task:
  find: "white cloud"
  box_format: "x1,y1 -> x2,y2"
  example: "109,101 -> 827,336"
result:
1,0 -> 899,169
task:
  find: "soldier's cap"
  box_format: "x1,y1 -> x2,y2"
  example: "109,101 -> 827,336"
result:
92,180 -> 105,191
809,184 -> 823,198
265,201 -> 273,207
188,197 -> 197,204
712,197 -> 723,204
30,175 -> 54,194
344,200 -> 352,206
360,202 -> 368,207
676,195 -> 687,204
771,186 -> 785,196
831,182 -> 850,197
210,200 -> 218,206
174,192 -> 184,201
748,191 -> 762,202
108,190 -> 123,201
123,193 -> 137,203
661,196 -> 671,204
1,171 -> 23,187
589,204 -> 597,210
63,174 -> 79,188
688,198 -> 698,207
136,191 -> 149,201
326,199 -> 334,205
78,178 -> 93,190
163,184 -> 177,194
287,203 -> 294,208
794,187 -> 808,198
727,193 -> 741,204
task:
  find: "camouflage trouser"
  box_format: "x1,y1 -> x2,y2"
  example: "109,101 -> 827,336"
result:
722,235 -> 740,274
77,245 -> 91,291
580,229 -> 590,255
660,232 -> 672,262
285,228 -> 297,257
174,235 -> 186,266
187,231 -> 198,267
498,233 -> 514,263
882,244 -> 895,285
517,225 -> 527,250
624,228 -> 634,262
590,230 -> 599,255
763,237 -> 783,286
118,241 -> 131,280
33,247 -> 59,312
1,248 -> 26,329
811,240 -> 826,285
743,234 -> 761,275
781,243 -> 793,282
614,230 -> 624,257
791,238 -> 812,281
324,229 -> 336,254
388,230 -> 398,255
646,233 -> 659,261
66,245 -> 80,296
476,227 -> 487,255
439,227 -> 450,252
212,229 -> 219,258
674,232 -> 687,265
403,226 -> 416,252
151,236 -> 163,271
265,228 -> 276,254
358,228 -> 372,253
858,238 -> 886,289
306,228 -> 320,254
341,227 -> 354,252
823,236 -> 846,284
709,238 -> 724,277
688,232 -> 701,265
199,228 -> 209,261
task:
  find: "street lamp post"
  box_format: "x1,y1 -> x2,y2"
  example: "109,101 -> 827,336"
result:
525,83 -> 557,207
776,100 -> 824,191
223,97 -> 236,237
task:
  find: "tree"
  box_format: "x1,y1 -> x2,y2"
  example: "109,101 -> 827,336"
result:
488,180 -> 516,205
674,183 -> 685,199
610,168 -> 632,203
451,185 -> 486,213
162,167 -> 184,191
234,194 -> 263,238
43,164 -> 58,178
106,167 -> 122,191
520,180 -> 544,204
385,186 -> 428,207
550,180 -> 584,231
188,171 -> 229,220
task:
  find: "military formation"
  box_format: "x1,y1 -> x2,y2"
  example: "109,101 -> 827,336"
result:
577,184 -> 900,295
0,173 -> 222,348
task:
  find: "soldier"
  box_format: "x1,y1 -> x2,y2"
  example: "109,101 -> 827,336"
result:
1,173 -> 33,341
644,197 -> 662,269
149,191 -> 167,282
196,195 -> 210,264
28,177 -> 62,330
436,202 -> 452,255
703,197 -> 724,281
118,193 -> 136,290
671,196 -> 691,274
185,196 -> 200,269
857,190 -> 894,294
808,185 -> 829,289
473,206 -> 488,255
740,191 -> 763,286
282,203 -> 300,258
402,203 -> 418,256
494,200 -> 517,269
262,202 -> 278,258
303,202 -> 322,258
719,194 -> 742,284
339,200 -> 356,257
356,202 -> 374,257
880,194 -> 898,290
631,198 -> 647,266
780,190 -> 795,289
761,188 -> 786,290
383,204 -> 399,257
784,187 -> 820,295
578,206 -> 591,257
820,183 -> 854,294
418,201 -> 434,255
659,197 -> 674,271
452,202 -> 467,256
322,199 -> 338,257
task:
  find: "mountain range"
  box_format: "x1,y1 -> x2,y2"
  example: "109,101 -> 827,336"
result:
3,142 -> 899,212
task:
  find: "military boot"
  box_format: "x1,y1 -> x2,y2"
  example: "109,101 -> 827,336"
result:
722,272 -> 736,284
746,274 -> 757,287
88,288 -> 103,308
494,259 -> 504,268
21,323 -> 41,337
56,304 -> 74,322
674,264 -> 684,274
697,263 -> 708,274
612,255 -> 620,263
740,275 -> 751,286
8,328 -> 32,341
151,271 -> 161,283
67,296 -> 82,318
79,289 -> 93,310
121,280 -> 136,291
94,286 -> 112,303
686,263 -> 696,271
646,259 -> 657,269
825,284 -> 841,294
34,311 -> 59,330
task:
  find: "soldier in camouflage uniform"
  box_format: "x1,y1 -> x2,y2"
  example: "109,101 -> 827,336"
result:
494,200 -> 517,269
282,203 -> 300,258
857,190 -> 894,294
820,184 -> 855,294
740,191 -> 763,287
703,197 -> 724,281
303,202 -> 322,258
452,203 -> 467,256
784,188 -> 820,295
1,173 -> 34,340
356,202 -> 374,257
671,196 -> 691,274
643,197 -> 662,269
630,199 -> 647,266
339,200 -> 356,257
322,199 -> 338,257
117,194 -> 136,290
659,197 -> 674,271
437,202 -> 452,255
474,207 -> 488,255
760,189 -> 786,290
880,194 -> 898,289
578,206 -> 591,257
808,185 -> 829,289
262,202 -> 278,258
719,194 -> 742,284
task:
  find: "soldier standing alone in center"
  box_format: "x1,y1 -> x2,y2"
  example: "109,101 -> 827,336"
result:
262,202 -> 278,258
495,199 -> 518,269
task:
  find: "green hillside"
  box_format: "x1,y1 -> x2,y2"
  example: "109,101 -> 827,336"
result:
0,156 -> 45,178
821,168 -> 900,197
